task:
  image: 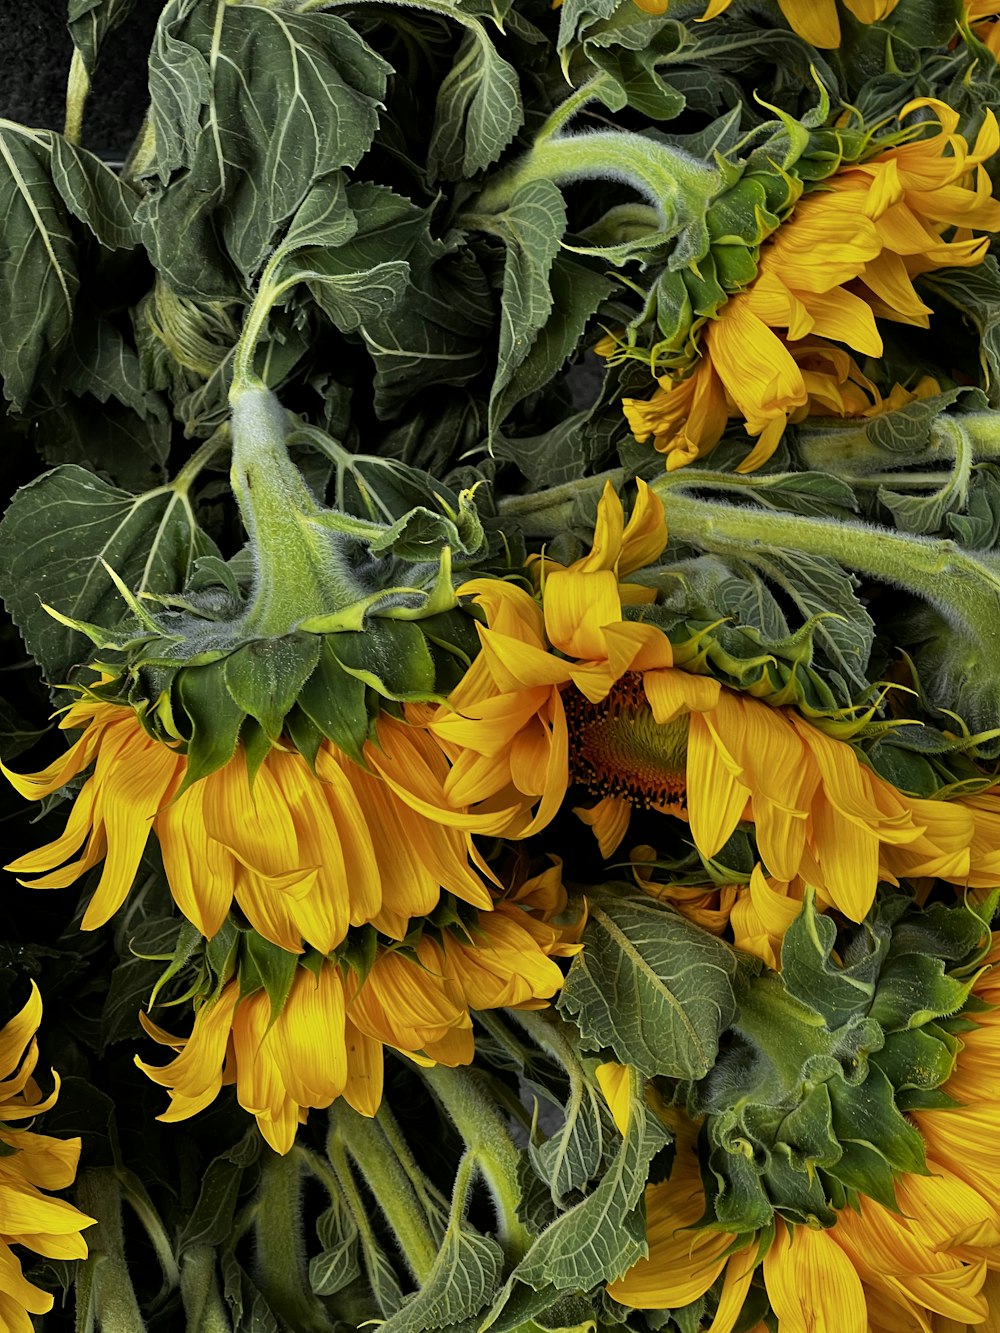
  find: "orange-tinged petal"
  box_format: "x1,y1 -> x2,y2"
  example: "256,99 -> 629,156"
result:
543,569 -> 623,661
764,1220 -> 867,1333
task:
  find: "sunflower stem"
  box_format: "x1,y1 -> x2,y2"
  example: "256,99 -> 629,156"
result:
329,1102 -> 441,1282
375,1101 -> 450,1238
74,1169 -> 146,1333
654,480 -> 1000,663
180,1246 -> 231,1333
419,1064 -> 532,1261
252,1147 -> 332,1332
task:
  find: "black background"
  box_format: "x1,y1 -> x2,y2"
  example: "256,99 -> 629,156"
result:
1,1 -> 160,160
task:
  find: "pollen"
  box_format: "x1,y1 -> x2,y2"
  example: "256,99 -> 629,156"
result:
564,673 -> 688,810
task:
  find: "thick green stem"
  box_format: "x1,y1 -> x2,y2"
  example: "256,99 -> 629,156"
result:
469,130 -> 720,227
419,1064 -> 532,1261
74,1171 -> 145,1333
253,1149 -> 331,1333
796,409 -> 1000,477
655,482 -> 1000,661
180,1246 -> 231,1333
375,1102 -> 450,1237
64,47 -> 90,145
329,1103 -> 440,1282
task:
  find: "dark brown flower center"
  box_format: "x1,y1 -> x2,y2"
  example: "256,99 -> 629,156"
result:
564,672 -> 688,810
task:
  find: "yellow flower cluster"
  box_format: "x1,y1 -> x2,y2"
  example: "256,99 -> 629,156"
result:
137,861 -> 583,1154
620,102 -> 1000,471
431,481 -> 1000,922
0,986 -> 94,1333
608,939 -> 1000,1331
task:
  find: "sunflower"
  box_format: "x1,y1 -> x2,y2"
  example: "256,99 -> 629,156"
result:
2,697 -> 516,954
434,481 -> 1000,922
966,2 -> 1000,56
628,0 -> 900,46
609,932 -> 1000,1331
137,864 -> 584,1154
620,100 -> 1000,471
0,984 -> 95,1333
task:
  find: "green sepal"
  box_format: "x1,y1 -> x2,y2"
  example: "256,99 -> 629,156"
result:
872,1025 -> 960,1096
827,1064 -> 926,1180
336,927 -> 380,988
205,920 -> 241,994
868,954 -> 977,1032
779,892 -> 888,1027
283,706 -> 324,770
175,664 -> 245,789
296,640 -> 372,766
240,717 -> 273,788
146,919 -> 204,1010
829,1142 -> 900,1213
240,934 -> 300,1023
223,634 -> 322,743
330,621 -> 438,701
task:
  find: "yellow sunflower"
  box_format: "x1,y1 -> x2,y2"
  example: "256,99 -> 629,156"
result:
433,480 -> 1000,922
2,698 -> 517,953
630,0 -> 900,47
966,2 -> 1000,56
609,938 -> 1000,1331
0,984 -> 95,1333
620,100 -> 1000,472
137,863 -> 584,1154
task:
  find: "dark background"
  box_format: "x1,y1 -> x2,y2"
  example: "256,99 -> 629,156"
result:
1,0 -> 159,160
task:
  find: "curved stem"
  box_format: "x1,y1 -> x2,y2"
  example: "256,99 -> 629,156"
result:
534,74 -> 614,142
329,1103 -> 440,1282
253,1148 -> 331,1333
74,1170 -> 145,1333
64,47 -> 90,146
419,1064 -> 532,1262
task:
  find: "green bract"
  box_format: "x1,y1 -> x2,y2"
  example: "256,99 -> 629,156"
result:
686,890 -> 997,1233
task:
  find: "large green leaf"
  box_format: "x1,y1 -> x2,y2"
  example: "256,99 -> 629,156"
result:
67,0 -> 139,74
0,466 -> 216,682
557,889 -> 738,1081
427,24 -> 524,180
490,1066 -> 670,1308
49,135 -> 142,252
141,0 -> 391,295
0,124 -> 78,411
486,179 -> 567,435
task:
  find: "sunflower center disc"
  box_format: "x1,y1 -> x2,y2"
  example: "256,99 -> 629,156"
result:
564,673 -> 688,810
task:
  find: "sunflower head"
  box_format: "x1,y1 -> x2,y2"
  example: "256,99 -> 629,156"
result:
49,383 -> 490,783
138,872 -> 583,1152
685,888 -> 996,1234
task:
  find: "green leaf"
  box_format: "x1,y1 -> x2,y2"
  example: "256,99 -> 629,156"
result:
67,0 -> 137,75
142,0 -> 391,294
224,635 -> 322,742
922,259 -> 1000,403
427,25 -> 524,180
487,179 -> 568,435
0,465 -> 216,683
179,1132 -> 261,1253
379,1208 -> 502,1331
0,124 -> 78,411
491,255 -> 615,428
363,248 -> 496,419
493,1066 -> 670,1301
49,135 -> 141,251
557,889 -> 738,1080
281,185 -> 437,334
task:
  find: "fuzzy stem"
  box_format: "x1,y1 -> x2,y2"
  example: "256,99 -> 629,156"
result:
253,1148 -> 331,1333
329,1103 -> 440,1282
534,74 -> 614,142
180,1246 -> 231,1333
655,482 -> 1000,656
468,130 -> 720,226
419,1064 -> 532,1261
64,47 -> 90,146
74,1170 -> 146,1333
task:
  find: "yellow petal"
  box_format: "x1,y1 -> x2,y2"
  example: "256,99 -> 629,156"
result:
763,1220 -> 867,1333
